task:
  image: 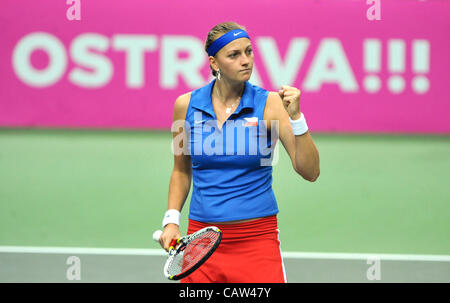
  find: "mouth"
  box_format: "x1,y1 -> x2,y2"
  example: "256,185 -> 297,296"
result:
240,68 -> 252,72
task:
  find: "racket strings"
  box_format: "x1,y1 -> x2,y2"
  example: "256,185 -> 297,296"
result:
166,230 -> 220,277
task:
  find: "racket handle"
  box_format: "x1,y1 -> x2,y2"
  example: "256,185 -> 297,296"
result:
153,230 -> 179,250
168,238 -> 178,250
152,230 -> 163,242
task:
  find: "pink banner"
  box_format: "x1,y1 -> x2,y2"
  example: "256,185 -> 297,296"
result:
0,0 -> 449,133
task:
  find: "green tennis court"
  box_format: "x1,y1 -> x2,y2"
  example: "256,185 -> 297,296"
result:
0,129 -> 449,282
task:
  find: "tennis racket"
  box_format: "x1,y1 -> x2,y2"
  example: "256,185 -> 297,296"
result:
152,226 -> 222,280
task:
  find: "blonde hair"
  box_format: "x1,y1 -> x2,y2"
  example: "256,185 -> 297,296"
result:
205,22 -> 247,77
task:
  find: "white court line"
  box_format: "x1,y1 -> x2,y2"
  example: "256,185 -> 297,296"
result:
0,246 -> 450,262
0,246 -> 165,256
282,251 -> 450,262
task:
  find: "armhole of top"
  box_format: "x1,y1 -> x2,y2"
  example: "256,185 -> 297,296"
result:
260,90 -> 271,124
262,90 -> 278,136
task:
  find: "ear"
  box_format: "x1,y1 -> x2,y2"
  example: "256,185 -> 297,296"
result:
209,56 -> 219,72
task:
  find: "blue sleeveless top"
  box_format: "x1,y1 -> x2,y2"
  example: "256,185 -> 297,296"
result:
184,78 -> 278,222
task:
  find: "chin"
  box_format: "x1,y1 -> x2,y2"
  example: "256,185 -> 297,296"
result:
241,73 -> 252,81
231,76 -> 250,84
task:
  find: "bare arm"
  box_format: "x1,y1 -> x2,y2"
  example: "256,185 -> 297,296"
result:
265,90 -> 320,182
160,92 -> 192,250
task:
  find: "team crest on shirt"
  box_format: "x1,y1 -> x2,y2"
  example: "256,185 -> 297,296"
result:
243,117 -> 258,127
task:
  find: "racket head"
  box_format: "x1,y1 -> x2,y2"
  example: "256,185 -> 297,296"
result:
163,226 -> 222,280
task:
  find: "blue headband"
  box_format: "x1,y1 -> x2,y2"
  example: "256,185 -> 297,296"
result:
207,29 -> 251,57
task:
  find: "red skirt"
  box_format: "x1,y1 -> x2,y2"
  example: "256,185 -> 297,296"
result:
180,215 -> 287,283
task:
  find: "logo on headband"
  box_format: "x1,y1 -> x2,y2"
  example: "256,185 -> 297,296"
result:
233,31 -> 242,36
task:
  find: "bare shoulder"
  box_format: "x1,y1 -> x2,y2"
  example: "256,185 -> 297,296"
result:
173,92 -> 192,121
264,91 -> 287,122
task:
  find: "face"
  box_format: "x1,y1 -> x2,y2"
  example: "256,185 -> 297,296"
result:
209,37 -> 253,82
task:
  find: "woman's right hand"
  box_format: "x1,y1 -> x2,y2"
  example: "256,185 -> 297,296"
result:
159,223 -> 181,251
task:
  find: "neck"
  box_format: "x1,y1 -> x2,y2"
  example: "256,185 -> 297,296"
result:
214,78 -> 245,105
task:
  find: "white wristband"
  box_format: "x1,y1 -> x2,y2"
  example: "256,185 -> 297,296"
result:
162,209 -> 180,227
289,113 -> 309,136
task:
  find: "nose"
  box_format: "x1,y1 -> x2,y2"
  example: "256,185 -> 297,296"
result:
240,53 -> 251,67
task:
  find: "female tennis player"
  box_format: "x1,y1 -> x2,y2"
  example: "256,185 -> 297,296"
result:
157,22 -> 320,283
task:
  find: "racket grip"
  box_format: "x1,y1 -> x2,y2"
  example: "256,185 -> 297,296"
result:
168,238 -> 178,250
152,230 -> 163,242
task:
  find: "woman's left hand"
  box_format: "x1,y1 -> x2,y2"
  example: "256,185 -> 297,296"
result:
278,85 -> 302,120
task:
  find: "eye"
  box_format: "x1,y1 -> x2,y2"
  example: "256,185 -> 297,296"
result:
229,53 -> 237,58
247,48 -> 253,54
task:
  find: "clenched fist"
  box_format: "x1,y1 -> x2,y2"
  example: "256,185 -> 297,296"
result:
278,85 -> 302,120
